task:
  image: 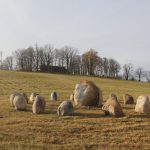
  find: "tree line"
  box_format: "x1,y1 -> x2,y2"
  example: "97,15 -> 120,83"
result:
0,44 -> 150,82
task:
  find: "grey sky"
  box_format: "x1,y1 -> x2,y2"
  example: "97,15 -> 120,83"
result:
0,0 -> 150,70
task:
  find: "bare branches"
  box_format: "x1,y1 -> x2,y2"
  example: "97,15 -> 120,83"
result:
1,43 -> 149,82
145,71 -> 150,82
135,67 -> 144,81
123,63 -> 134,80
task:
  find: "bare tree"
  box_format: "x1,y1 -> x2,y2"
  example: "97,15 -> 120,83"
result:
68,48 -> 78,74
53,49 -> 65,67
14,47 -> 34,71
43,44 -> 54,71
2,56 -> 14,70
82,49 -> 100,75
108,58 -> 121,78
4,43 -> 124,77
94,57 -> 102,76
71,55 -> 82,74
123,63 -> 134,80
33,44 -> 41,71
145,71 -> 150,82
135,67 -> 144,81
62,46 -> 78,73
38,47 -> 45,66
53,48 -> 59,66
94,57 -> 103,76
80,56 -> 87,75
14,49 -> 25,71
25,47 -> 34,71
102,57 -> 109,77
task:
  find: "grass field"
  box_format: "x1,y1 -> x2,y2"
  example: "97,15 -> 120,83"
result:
0,71 -> 150,150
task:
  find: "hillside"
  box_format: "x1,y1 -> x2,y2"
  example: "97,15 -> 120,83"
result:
0,71 -> 150,150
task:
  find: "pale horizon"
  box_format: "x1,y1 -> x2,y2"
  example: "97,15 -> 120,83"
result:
0,0 -> 150,70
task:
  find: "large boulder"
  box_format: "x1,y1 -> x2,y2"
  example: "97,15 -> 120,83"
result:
10,92 -> 20,106
13,94 -> 27,110
102,94 -> 124,117
74,80 -> 103,107
32,95 -> 46,114
50,91 -> 57,101
10,92 -> 28,106
135,95 -> 150,114
57,101 -> 74,116
123,94 -> 134,104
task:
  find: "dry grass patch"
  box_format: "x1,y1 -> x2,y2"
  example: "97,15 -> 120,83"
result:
0,71 -> 150,150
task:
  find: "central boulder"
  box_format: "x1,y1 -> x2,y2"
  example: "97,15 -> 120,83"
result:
74,80 -> 103,107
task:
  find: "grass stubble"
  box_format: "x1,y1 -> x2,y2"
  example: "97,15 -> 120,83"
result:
0,71 -> 150,150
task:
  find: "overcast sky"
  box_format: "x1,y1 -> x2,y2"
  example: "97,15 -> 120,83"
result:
0,0 -> 150,70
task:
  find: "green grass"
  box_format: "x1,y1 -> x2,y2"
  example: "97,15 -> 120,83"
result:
0,71 -> 150,150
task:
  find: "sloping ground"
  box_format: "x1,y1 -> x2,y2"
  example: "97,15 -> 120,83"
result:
0,71 -> 150,150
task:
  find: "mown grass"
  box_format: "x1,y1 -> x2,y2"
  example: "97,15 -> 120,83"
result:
0,71 -> 150,150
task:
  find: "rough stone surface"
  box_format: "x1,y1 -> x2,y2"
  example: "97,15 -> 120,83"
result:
57,101 -> 74,116
74,80 -> 103,107
123,94 -> 134,104
32,95 -> 46,114
135,95 -> 150,114
102,94 -> 124,117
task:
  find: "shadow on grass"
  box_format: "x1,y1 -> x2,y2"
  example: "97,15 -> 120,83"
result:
122,106 -> 135,110
44,109 -> 57,115
74,106 -> 102,110
9,108 -> 32,112
129,113 -> 150,119
74,112 -> 105,118
44,109 -> 105,118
